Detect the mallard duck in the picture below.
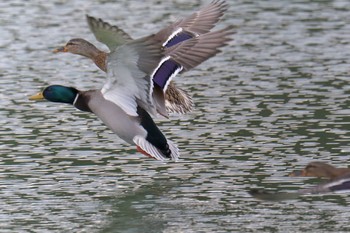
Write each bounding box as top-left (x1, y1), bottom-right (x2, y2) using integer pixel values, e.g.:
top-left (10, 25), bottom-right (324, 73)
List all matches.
top-left (30, 20), bottom-right (234, 160)
top-left (289, 161), bottom-right (350, 180)
top-left (249, 162), bottom-right (350, 201)
top-left (53, 0), bottom-right (230, 114)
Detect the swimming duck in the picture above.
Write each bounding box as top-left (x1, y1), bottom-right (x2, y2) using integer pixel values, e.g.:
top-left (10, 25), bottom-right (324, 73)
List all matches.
top-left (53, 0), bottom-right (230, 114)
top-left (249, 162), bottom-right (350, 201)
top-left (30, 22), bottom-right (234, 160)
top-left (289, 161), bottom-right (350, 180)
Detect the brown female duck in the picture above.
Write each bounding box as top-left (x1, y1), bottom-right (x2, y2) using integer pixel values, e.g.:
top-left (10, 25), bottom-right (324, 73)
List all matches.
top-left (249, 162), bottom-right (350, 201)
top-left (289, 161), bottom-right (350, 180)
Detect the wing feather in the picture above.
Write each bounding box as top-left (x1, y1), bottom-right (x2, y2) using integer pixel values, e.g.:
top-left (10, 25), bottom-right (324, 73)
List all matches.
top-left (154, 0), bottom-right (228, 45)
top-left (166, 25), bottom-right (234, 71)
top-left (86, 15), bottom-right (133, 51)
top-left (101, 35), bottom-right (164, 116)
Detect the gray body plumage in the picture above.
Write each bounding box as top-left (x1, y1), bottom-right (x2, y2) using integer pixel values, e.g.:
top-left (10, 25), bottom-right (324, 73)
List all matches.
top-left (80, 91), bottom-right (146, 145)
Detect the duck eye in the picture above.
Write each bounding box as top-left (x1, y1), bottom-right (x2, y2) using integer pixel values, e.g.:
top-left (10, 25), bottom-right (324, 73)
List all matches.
top-left (66, 42), bottom-right (75, 46)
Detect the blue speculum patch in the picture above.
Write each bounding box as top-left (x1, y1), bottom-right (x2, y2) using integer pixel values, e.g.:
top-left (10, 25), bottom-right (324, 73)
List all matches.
top-left (152, 30), bottom-right (193, 89)
top-left (153, 59), bottom-right (182, 89)
top-left (164, 32), bottom-right (194, 47)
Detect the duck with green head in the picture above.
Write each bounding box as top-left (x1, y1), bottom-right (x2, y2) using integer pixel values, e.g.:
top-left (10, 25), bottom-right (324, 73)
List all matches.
top-left (30, 84), bottom-right (177, 159)
top-left (31, 22), bottom-right (234, 160)
top-left (53, 0), bottom-right (231, 115)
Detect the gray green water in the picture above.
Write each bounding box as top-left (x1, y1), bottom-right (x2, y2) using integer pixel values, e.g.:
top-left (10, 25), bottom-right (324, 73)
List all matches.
top-left (0, 0), bottom-right (349, 232)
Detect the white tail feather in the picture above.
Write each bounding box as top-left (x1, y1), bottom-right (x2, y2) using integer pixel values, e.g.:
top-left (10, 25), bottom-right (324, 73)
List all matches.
top-left (167, 139), bottom-right (180, 161)
top-left (133, 135), bottom-right (180, 161)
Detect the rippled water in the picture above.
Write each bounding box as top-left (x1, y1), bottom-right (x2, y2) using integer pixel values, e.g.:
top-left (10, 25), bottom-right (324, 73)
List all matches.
top-left (1, 0), bottom-right (350, 232)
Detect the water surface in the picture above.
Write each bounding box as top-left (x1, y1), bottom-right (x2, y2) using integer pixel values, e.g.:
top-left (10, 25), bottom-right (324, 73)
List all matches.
top-left (0, 0), bottom-right (349, 232)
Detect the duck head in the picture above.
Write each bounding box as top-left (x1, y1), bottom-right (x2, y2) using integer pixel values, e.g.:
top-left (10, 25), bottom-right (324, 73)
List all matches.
top-left (53, 38), bottom-right (100, 58)
top-left (29, 85), bottom-right (79, 104)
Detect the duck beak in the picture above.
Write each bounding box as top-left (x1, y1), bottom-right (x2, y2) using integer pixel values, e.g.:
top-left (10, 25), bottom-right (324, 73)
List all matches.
top-left (29, 92), bottom-right (45, 100)
top-left (53, 46), bottom-right (67, 53)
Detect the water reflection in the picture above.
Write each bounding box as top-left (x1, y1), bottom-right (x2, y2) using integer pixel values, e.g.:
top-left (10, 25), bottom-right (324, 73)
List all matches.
top-left (101, 180), bottom-right (175, 233)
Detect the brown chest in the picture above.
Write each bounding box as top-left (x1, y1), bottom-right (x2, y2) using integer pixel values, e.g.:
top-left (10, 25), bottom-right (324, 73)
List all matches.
top-left (94, 52), bottom-right (107, 72)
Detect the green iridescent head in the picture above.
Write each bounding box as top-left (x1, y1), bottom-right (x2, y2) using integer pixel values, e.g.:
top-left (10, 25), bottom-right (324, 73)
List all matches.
top-left (29, 85), bottom-right (79, 104)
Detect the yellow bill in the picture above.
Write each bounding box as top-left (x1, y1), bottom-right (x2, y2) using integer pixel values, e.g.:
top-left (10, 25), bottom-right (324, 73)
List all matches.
top-left (29, 92), bottom-right (45, 100)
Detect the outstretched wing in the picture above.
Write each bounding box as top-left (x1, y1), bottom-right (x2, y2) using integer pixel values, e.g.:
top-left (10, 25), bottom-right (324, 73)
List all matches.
top-left (101, 35), bottom-right (164, 117)
top-left (86, 15), bottom-right (133, 51)
top-left (166, 25), bottom-right (234, 71)
top-left (154, 0), bottom-right (228, 47)
top-left (151, 25), bottom-right (234, 90)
